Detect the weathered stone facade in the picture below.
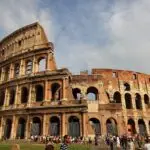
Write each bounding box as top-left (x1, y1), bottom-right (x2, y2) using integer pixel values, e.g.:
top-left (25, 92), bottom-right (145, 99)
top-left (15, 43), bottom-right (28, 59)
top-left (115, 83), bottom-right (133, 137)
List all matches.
top-left (0, 22), bottom-right (150, 139)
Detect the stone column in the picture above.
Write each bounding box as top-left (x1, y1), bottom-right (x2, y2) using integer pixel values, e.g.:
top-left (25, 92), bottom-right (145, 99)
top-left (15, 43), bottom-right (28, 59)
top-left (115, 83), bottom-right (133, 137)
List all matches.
top-left (82, 113), bottom-right (88, 137)
top-left (11, 116), bottom-right (17, 139)
top-left (1, 67), bottom-right (5, 81)
top-left (135, 118), bottom-right (139, 134)
top-left (25, 115), bottom-right (30, 139)
top-left (19, 59), bottom-right (25, 76)
top-left (62, 77), bottom-right (67, 100)
top-left (4, 88), bottom-right (9, 107)
top-left (32, 56), bottom-right (37, 73)
top-left (10, 63), bottom-right (14, 79)
top-left (0, 117), bottom-right (4, 139)
top-left (144, 119), bottom-right (150, 135)
top-left (132, 94), bottom-right (136, 110)
top-left (15, 85), bottom-right (21, 106)
top-left (28, 84), bottom-right (35, 106)
top-left (46, 53), bottom-right (51, 71)
top-left (44, 81), bottom-right (50, 101)
top-left (43, 114), bottom-right (49, 136)
top-left (141, 95), bottom-right (146, 112)
top-left (61, 113), bottom-right (66, 137)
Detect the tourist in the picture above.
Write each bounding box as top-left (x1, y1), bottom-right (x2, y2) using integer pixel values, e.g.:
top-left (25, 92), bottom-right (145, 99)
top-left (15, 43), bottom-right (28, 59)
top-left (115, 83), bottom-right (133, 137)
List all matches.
top-left (60, 135), bottom-right (70, 150)
top-left (127, 138), bottom-right (135, 150)
top-left (144, 137), bottom-right (150, 150)
top-left (45, 144), bottom-right (54, 150)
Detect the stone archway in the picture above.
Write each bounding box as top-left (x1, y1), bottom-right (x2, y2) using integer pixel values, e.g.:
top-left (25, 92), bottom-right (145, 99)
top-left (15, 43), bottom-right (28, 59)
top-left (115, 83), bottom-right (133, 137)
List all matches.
top-left (4, 119), bottom-right (12, 139)
top-left (106, 118), bottom-right (118, 135)
top-left (49, 116), bottom-right (60, 136)
top-left (89, 118), bottom-right (101, 136)
top-left (138, 119), bottom-right (147, 136)
top-left (31, 117), bottom-right (41, 136)
top-left (68, 116), bottom-right (80, 137)
top-left (16, 118), bottom-right (26, 139)
top-left (127, 119), bottom-right (136, 135)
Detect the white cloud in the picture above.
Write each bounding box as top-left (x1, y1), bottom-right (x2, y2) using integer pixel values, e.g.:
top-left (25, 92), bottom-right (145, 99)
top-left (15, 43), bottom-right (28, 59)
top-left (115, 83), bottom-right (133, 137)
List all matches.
top-left (0, 0), bottom-right (53, 40)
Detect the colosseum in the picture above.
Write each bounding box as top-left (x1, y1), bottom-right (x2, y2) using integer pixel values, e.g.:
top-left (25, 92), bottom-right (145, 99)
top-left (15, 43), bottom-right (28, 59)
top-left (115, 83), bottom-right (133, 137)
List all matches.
top-left (0, 22), bottom-right (149, 140)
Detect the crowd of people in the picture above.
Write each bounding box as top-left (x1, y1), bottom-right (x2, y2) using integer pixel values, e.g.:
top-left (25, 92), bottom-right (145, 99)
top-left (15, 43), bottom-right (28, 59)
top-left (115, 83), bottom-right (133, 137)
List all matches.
top-left (29, 134), bottom-right (150, 150)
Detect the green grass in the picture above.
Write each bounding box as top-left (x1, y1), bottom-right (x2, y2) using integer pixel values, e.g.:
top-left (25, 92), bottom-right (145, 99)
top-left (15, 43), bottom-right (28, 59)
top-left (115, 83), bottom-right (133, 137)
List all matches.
top-left (0, 144), bottom-right (91, 150)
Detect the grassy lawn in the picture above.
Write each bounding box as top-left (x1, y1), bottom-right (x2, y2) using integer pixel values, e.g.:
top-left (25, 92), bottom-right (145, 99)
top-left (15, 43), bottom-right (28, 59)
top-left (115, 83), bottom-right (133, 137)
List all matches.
top-left (0, 144), bottom-right (91, 150)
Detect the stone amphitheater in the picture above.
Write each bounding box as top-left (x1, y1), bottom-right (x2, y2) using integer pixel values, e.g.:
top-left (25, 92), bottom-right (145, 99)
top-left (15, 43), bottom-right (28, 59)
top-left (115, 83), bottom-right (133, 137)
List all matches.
top-left (0, 22), bottom-right (149, 140)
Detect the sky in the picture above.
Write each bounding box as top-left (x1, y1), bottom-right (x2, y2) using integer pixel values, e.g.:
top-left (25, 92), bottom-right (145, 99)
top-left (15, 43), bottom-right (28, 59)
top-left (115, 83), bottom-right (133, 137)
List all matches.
top-left (0, 0), bottom-right (150, 74)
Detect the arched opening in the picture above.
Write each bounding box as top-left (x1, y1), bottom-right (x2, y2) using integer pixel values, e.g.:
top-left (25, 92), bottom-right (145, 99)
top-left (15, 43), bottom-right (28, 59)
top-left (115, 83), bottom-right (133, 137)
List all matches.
top-left (135, 93), bottom-right (142, 110)
top-left (49, 116), bottom-right (60, 136)
top-left (26, 60), bottom-right (32, 74)
top-left (16, 118), bottom-right (26, 139)
top-left (4, 66), bottom-right (10, 81)
top-left (68, 116), bottom-right (80, 137)
top-left (87, 87), bottom-right (98, 100)
top-left (51, 83), bottom-right (61, 101)
top-left (4, 119), bottom-right (12, 139)
top-left (124, 83), bottom-right (130, 91)
top-left (21, 87), bottom-right (28, 103)
top-left (144, 94), bottom-right (149, 108)
top-left (0, 90), bottom-right (5, 106)
top-left (9, 89), bottom-right (16, 105)
top-left (38, 57), bottom-right (46, 72)
top-left (138, 119), bottom-right (147, 136)
top-left (127, 119), bottom-right (136, 135)
top-left (113, 92), bottom-right (121, 103)
top-left (35, 85), bottom-right (44, 102)
top-left (14, 63), bottom-right (20, 77)
top-left (31, 117), bottom-right (41, 136)
top-left (106, 118), bottom-right (118, 136)
top-left (89, 118), bottom-right (101, 136)
top-left (72, 88), bottom-right (81, 100)
top-left (125, 93), bottom-right (132, 109)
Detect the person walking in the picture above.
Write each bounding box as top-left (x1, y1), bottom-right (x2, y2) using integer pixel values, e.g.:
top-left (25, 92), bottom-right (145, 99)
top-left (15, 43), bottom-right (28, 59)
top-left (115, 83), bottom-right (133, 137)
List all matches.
top-left (60, 135), bottom-right (70, 150)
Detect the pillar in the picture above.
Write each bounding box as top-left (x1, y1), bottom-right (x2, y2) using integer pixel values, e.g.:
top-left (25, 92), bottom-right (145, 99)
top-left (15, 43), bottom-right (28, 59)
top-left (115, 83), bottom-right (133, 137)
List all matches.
top-left (135, 118), bottom-right (139, 134)
top-left (4, 88), bottom-right (9, 107)
top-left (43, 114), bottom-right (49, 136)
top-left (82, 113), bottom-right (88, 137)
top-left (46, 52), bottom-right (51, 71)
top-left (25, 116), bottom-right (30, 139)
top-left (32, 56), bottom-right (37, 73)
top-left (15, 85), bottom-right (21, 105)
top-left (1, 67), bottom-right (5, 81)
top-left (63, 77), bottom-right (67, 100)
top-left (11, 116), bottom-right (17, 139)
top-left (0, 117), bottom-right (4, 139)
top-left (141, 95), bottom-right (146, 112)
top-left (10, 63), bottom-right (14, 79)
top-left (144, 119), bottom-right (150, 135)
top-left (44, 81), bottom-right (50, 101)
top-left (62, 113), bottom-right (66, 137)
top-left (19, 59), bottom-right (25, 76)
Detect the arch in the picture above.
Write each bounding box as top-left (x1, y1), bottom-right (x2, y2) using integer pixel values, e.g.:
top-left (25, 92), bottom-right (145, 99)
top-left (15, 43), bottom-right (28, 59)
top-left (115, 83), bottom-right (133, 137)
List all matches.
top-left (144, 94), bottom-right (149, 108)
top-left (21, 87), bottom-right (28, 103)
top-left (4, 119), bottom-right (12, 139)
top-left (127, 119), bottom-right (136, 135)
top-left (68, 116), bottom-right (80, 137)
top-left (25, 60), bottom-right (32, 74)
top-left (9, 89), bottom-right (16, 105)
top-left (72, 88), bottom-right (81, 100)
top-left (86, 86), bottom-right (98, 100)
top-left (51, 83), bottom-right (61, 101)
top-left (38, 57), bottom-right (46, 72)
top-left (49, 116), bottom-right (60, 136)
top-left (106, 118), bottom-right (118, 135)
top-left (35, 85), bottom-right (44, 102)
top-left (89, 118), bottom-right (101, 135)
top-left (135, 93), bottom-right (142, 110)
top-left (16, 118), bottom-right (26, 139)
top-left (31, 117), bottom-right (41, 136)
top-left (124, 83), bottom-right (130, 91)
top-left (113, 92), bottom-right (121, 103)
top-left (138, 119), bottom-right (147, 136)
top-left (0, 90), bottom-right (5, 106)
top-left (125, 93), bottom-right (132, 109)
top-left (14, 63), bottom-right (20, 77)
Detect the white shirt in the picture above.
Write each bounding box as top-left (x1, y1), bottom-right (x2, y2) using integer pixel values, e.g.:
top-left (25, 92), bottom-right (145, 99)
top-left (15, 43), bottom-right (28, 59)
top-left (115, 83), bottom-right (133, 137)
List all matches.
top-left (144, 143), bottom-right (150, 150)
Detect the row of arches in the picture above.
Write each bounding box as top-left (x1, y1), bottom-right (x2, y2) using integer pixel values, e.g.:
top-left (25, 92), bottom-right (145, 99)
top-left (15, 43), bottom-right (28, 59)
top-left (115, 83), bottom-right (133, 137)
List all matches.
top-left (0, 83), bottom-right (62, 106)
top-left (3, 57), bottom-right (46, 80)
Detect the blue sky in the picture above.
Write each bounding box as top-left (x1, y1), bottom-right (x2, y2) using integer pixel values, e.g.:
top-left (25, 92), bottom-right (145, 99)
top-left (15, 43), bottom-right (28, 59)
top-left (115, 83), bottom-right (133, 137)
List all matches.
top-left (0, 0), bottom-right (150, 74)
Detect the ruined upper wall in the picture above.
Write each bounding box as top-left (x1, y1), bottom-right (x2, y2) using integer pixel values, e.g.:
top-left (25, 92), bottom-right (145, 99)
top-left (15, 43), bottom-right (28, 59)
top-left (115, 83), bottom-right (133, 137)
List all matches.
top-left (0, 22), bottom-right (53, 61)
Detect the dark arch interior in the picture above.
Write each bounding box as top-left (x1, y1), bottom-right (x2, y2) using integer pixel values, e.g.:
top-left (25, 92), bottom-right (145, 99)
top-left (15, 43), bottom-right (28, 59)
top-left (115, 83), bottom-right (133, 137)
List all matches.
top-left (124, 83), bottom-right (130, 91)
top-left (21, 87), bottom-right (28, 103)
top-left (35, 85), bottom-right (44, 102)
top-left (72, 88), bottom-right (81, 100)
top-left (128, 119), bottom-right (136, 134)
top-left (68, 116), bottom-right (80, 137)
top-left (144, 94), bottom-right (149, 105)
top-left (4, 119), bottom-right (12, 139)
top-left (125, 93), bottom-right (132, 109)
top-left (135, 93), bottom-right (142, 109)
top-left (17, 118), bottom-right (26, 139)
top-left (50, 116), bottom-right (60, 136)
top-left (89, 118), bottom-right (101, 135)
top-left (9, 89), bottom-right (15, 105)
top-left (38, 57), bottom-right (46, 72)
top-left (31, 117), bottom-right (41, 136)
top-left (113, 92), bottom-right (121, 103)
top-left (51, 83), bottom-right (61, 100)
top-left (138, 119), bottom-right (147, 136)
top-left (0, 90), bottom-right (5, 106)
top-left (106, 118), bottom-right (118, 135)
